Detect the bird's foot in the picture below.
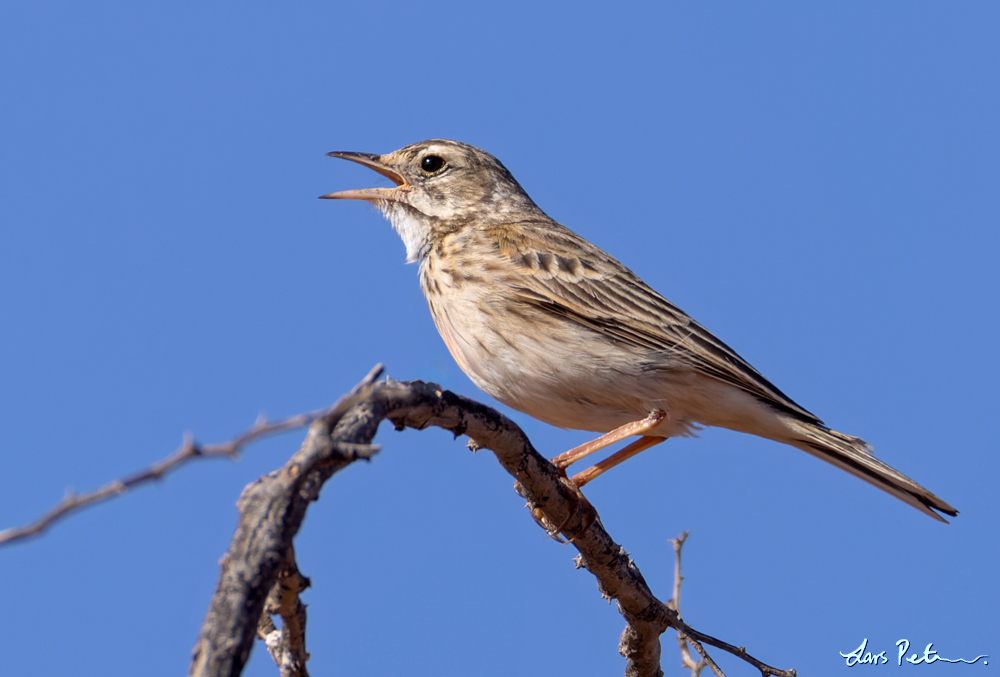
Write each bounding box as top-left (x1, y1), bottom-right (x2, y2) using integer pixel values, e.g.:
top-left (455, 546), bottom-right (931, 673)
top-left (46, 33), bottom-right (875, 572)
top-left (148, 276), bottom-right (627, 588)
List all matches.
top-left (519, 476), bottom-right (598, 544)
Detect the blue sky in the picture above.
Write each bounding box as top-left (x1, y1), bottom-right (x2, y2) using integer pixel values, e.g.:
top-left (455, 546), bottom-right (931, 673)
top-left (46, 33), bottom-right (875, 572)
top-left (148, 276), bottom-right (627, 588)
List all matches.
top-left (1, 3), bottom-right (997, 675)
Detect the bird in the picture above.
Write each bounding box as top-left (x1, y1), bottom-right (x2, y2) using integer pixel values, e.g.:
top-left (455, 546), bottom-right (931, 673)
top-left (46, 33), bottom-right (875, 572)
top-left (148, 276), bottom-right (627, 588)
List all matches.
top-left (321, 139), bottom-right (957, 522)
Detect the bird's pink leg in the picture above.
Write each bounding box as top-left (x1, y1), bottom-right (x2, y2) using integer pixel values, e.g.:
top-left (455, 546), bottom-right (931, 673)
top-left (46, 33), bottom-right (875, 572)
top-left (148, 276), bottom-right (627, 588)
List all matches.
top-left (551, 410), bottom-right (666, 470)
top-left (544, 423), bottom-right (667, 542)
top-left (570, 435), bottom-right (666, 487)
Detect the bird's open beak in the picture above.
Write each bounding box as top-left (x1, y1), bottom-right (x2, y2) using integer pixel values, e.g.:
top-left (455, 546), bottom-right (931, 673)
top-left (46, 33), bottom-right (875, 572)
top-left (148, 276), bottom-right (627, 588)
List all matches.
top-left (320, 151), bottom-right (406, 201)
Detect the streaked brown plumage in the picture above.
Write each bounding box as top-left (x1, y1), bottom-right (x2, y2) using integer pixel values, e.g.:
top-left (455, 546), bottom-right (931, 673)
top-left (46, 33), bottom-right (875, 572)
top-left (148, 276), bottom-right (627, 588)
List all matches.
top-left (322, 139), bottom-right (957, 522)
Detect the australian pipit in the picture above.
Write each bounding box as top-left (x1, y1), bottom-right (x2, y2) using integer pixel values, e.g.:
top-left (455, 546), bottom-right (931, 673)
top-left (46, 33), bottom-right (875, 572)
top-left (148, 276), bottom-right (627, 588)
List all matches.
top-left (322, 139), bottom-right (956, 522)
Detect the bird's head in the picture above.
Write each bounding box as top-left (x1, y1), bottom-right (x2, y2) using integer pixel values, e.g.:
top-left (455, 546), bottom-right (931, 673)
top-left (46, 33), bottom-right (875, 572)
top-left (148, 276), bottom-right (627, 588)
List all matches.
top-left (322, 139), bottom-right (543, 262)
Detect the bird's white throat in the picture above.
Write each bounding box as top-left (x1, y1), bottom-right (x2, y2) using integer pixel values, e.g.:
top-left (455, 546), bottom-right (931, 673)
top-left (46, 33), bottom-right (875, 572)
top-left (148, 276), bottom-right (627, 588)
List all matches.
top-left (377, 200), bottom-right (432, 263)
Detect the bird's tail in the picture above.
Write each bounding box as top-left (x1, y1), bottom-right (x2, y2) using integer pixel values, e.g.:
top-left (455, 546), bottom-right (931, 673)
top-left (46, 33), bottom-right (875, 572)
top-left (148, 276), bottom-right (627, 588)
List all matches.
top-left (785, 421), bottom-right (957, 522)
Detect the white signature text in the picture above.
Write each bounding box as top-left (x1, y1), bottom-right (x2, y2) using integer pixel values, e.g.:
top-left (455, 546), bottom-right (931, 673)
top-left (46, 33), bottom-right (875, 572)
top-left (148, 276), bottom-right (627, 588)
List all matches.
top-left (840, 638), bottom-right (987, 667)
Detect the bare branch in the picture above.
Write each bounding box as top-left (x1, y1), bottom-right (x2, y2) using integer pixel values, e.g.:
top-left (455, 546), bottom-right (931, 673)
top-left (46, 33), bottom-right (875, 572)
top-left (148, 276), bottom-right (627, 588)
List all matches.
top-left (666, 533), bottom-right (795, 677)
top-left (0, 364), bottom-right (385, 547)
top-left (669, 532), bottom-right (718, 677)
top-left (188, 378), bottom-right (796, 677)
top-left (681, 629), bottom-right (796, 677)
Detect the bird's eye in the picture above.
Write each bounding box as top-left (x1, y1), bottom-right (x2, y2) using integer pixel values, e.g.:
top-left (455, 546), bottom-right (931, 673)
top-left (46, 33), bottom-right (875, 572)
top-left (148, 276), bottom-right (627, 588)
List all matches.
top-left (421, 155), bottom-right (445, 173)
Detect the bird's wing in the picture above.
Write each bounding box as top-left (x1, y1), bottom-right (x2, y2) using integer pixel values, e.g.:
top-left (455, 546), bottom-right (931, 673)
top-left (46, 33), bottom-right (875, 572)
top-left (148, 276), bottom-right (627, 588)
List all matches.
top-left (487, 220), bottom-right (822, 424)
